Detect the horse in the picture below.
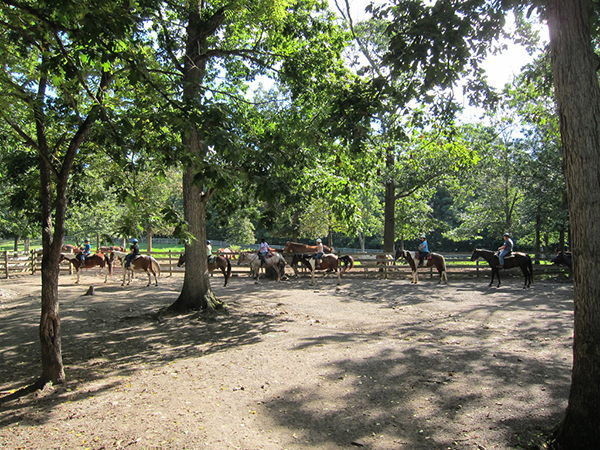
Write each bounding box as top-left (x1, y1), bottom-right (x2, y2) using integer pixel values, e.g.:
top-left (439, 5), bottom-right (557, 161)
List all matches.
top-left (217, 248), bottom-right (237, 260)
top-left (177, 253), bottom-right (232, 287)
top-left (237, 251), bottom-right (287, 283)
top-left (394, 249), bottom-right (448, 284)
top-left (283, 241), bottom-right (334, 254)
top-left (60, 252), bottom-right (110, 284)
top-left (110, 250), bottom-right (161, 286)
top-left (470, 248), bottom-right (533, 288)
top-left (551, 251), bottom-right (572, 269)
top-left (293, 253), bottom-right (353, 286)
top-left (61, 244), bottom-right (79, 253)
top-left (283, 241), bottom-right (334, 275)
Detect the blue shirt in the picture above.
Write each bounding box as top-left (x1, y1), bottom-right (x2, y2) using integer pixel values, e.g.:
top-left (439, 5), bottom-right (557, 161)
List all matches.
top-left (418, 240), bottom-right (429, 252)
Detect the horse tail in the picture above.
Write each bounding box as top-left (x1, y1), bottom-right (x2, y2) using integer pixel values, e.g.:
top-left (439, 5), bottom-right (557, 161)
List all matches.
top-left (439, 254), bottom-right (447, 273)
top-left (226, 257), bottom-right (232, 278)
top-left (151, 257), bottom-right (161, 276)
top-left (528, 255), bottom-right (534, 285)
top-left (105, 254), bottom-right (112, 275)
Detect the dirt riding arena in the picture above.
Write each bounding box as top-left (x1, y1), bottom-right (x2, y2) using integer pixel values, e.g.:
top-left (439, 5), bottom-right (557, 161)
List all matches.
top-left (1, 268), bottom-right (573, 449)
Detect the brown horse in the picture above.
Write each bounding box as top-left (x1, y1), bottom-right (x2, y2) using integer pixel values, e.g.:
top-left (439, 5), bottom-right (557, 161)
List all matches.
top-left (60, 252), bottom-right (110, 284)
top-left (283, 241), bottom-right (334, 275)
top-left (294, 253), bottom-right (353, 286)
top-left (111, 250), bottom-right (161, 286)
top-left (394, 249), bottom-right (448, 284)
top-left (470, 248), bottom-right (533, 288)
top-left (177, 253), bottom-right (232, 287)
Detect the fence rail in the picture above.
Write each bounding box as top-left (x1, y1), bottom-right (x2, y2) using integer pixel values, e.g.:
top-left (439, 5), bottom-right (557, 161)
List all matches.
top-left (1, 249), bottom-right (569, 280)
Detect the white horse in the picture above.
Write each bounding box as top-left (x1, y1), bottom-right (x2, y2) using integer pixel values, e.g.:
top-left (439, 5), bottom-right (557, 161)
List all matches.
top-left (111, 250), bottom-right (161, 286)
top-left (237, 252), bottom-right (286, 283)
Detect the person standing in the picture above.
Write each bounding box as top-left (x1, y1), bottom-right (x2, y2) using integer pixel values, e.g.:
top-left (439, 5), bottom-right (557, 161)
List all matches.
top-left (497, 233), bottom-right (514, 268)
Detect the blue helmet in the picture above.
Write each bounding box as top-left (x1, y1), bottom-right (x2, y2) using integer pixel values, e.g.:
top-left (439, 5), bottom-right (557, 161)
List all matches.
top-left (207, 240), bottom-right (211, 245)
top-left (132, 238), bottom-right (138, 243)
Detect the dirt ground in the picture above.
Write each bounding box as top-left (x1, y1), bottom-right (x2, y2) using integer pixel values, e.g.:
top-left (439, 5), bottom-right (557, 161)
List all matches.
top-left (0, 267), bottom-right (574, 450)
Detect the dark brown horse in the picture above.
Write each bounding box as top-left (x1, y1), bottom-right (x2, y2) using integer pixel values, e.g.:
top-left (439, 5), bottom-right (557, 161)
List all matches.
top-left (293, 253), bottom-right (353, 286)
top-left (111, 251), bottom-right (161, 286)
top-left (60, 252), bottom-right (110, 284)
top-left (470, 248), bottom-right (533, 288)
top-left (551, 251), bottom-right (572, 269)
top-left (177, 253), bottom-right (232, 287)
top-left (394, 249), bottom-right (448, 284)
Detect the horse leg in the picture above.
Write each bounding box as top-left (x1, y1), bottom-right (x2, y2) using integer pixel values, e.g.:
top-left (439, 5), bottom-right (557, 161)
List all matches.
top-left (412, 269), bottom-right (418, 284)
top-left (494, 268), bottom-right (501, 287)
top-left (520, 265), bottom-right (529, 288)
top-left (220, 268), bottom-right (227, 287)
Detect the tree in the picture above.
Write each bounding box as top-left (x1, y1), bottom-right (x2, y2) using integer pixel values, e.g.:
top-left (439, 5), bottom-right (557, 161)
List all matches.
top-left (338, 1), bottom-right (502, 253)
top-left (140, 1), bottom-right (353, 312)
top-left (546, 0), bottom-right (600, 447)
top-left (0, 0), bottom-right (141, 386)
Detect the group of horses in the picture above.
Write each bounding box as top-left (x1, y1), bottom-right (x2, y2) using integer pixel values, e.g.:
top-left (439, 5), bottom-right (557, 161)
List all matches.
top-left (59, 249), bottom-right (161, 286)
top-left (60, 239), bottom-right (567, 290)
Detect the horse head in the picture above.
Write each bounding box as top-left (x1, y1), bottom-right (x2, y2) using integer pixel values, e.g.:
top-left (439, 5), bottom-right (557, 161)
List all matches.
top-left (551, 251), bottom-right (572, 268)
top-left (177, 253), bottom-right (186, 267)
top-left (470, 249), bottom-right (481, 261)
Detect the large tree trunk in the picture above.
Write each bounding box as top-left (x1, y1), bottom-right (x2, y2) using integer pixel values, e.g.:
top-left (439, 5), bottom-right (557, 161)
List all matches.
top-left (38, 158), bottom-right (66, 386)
top-left (168, 4), bottom-right (225, 313)
top-left (548, 0), bottom-right (600, 447)
top-left (383, 143), bottom-right (396, 253)
top-left (169, 163), bottom-right (221, 312)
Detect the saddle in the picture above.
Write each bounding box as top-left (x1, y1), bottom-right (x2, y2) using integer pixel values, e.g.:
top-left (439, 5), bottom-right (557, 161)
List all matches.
top-left (208, 255), bottom-right (216, 264)
top-left (415, 252), bottom-right (431, 260)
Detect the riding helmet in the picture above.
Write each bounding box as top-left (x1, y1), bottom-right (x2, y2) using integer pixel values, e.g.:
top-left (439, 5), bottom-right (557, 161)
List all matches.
top-left (132, 238), bottom-right (138, 243)
top-left (316, 239), bottom-right (322, 243)
top-left (504, 232), bottom-right (511, 237)
top-left (85, 238), bottom-right (90, 242)
top-left (207, 240), bottom-right (211, 244)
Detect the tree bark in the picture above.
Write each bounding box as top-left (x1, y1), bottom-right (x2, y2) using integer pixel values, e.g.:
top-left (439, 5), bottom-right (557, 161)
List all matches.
top-left (547, 0), bottom-right (600, 447)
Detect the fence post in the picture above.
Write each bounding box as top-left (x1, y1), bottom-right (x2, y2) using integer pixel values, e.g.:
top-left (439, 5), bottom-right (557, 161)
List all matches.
top-left (31, 250), bottom-right (36, 275)
top-left (3, 250), bottom-right (8, 279)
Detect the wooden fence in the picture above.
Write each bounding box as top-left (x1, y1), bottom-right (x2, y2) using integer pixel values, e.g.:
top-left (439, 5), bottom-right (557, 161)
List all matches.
top-left (1, 249), bottom-right (570, 280)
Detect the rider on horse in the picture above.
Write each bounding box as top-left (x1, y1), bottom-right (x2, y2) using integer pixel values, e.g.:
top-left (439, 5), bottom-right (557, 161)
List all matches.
top-left (207, 240), bottom-right (216, 263)
top-left (313, 238), bottom-right (324, 266)
top-left (258, 238), bottom-right (270, 266)
top-left (497, 232), bottom-right (514, 268)
top-left (79, 238), bottom-right (91, 266)
top-left (417, 236), bottom-right (429, 267)
top-left (125, 238), bottom-right (140, 268)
